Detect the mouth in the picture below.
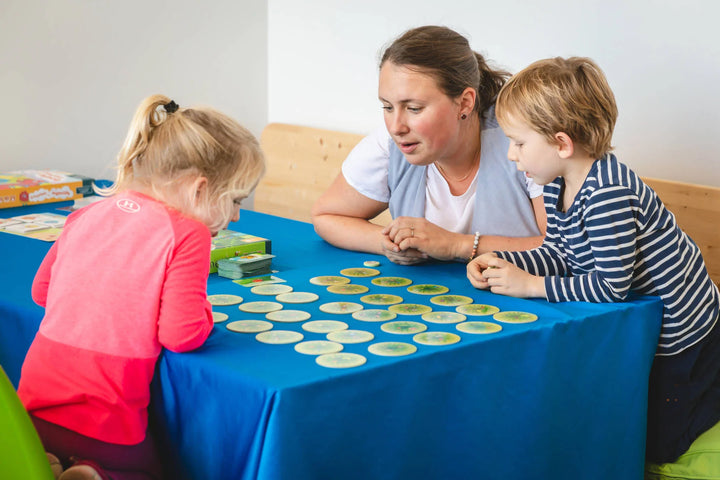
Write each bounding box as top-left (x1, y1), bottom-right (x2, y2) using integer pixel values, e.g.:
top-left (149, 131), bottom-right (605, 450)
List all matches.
top-left (397, 141), bottom-right (419, 154)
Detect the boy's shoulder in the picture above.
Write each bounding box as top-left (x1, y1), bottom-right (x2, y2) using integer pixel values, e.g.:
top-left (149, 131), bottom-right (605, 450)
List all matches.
top-left (591, 153), bottom-right (643, 193)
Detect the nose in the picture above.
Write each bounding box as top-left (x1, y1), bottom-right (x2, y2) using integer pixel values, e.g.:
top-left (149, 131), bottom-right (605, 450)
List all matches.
top-left (231, 207), bottom-right (240, 223)
top-left (507, 144), bottom-right (518, 163)
top-left (386, 111), bottom-right (409, 136)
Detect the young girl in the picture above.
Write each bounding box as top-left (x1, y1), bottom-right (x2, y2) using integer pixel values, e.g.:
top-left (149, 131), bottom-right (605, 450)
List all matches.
top-left (18, 95), bottom-right (265, 479)
top-left (466, 57), bottom-right (720, 466)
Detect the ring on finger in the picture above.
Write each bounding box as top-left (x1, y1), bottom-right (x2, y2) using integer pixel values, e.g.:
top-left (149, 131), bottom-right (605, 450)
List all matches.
top-left (410, 227), bottom-right (414, 237)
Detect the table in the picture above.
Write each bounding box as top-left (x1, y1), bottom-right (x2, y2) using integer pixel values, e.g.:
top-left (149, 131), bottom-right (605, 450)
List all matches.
top-left (0, 202), bottom-right (663, 480)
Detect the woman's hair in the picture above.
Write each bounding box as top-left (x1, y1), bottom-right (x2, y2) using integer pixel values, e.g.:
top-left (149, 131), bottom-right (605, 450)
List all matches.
top-left (97, 94), bottom-right (265, 232)
top-left (495, 57), bottom-right (618, 158)
top-left (380, 25), bottom-right (510, 117)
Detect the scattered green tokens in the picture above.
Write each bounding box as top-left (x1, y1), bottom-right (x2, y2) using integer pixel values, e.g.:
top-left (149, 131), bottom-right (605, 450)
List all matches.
top-left (302, 320), bottom-right (348, 333)
top-left (226, 320), bottom-right (273, 333)
top-left (319, 302), bottom-right (364, 314)
top-left (212, 312), bottom-right (229, 323)
top-left (294, 340), bottom-right (344, 355)
top-left (208, 294), bottom-right (244, 306)
top-left (238, 301), bottom-right (283, 313)
top-left (360, 293), bottom-right (403, 305)
top-left (421, 311), bottom-right (467, 324)
top-left (316, 352), bottom-right (367, 369)
top-left (493, 311), bottom-right (538, 323)
top-left (368, 342), bottom-right (417, 357)
top-left (363, 260), bottom-right (381, 267)
top-left (456, 304), bottom-right (500, 316)
top-left (265, 309), bottom-right (311, 323)
top-left (371, 276), bottom-right (412, 287)
top-left (340, 267), bottom-right (380, 278)
top-left (413, 331), bottom-right (461, 346)
top-left (326, 329), bottom-right (375, 344)
top-left (352, 309), bottom-right (397, 322)
top-left (456, 321), bottom-right (502, 334)
top-left (250, 284), bottom-right (294, 296)
top-left (388, 303), bottom-right (433, 315)
top-left (275, 292), bottom-right (319, 304)
top-left (309, 275), bottom-right (351, 286)
top-left (429, 295), bottom-right (473, 306)
top-left (256, 330), bottom-right (304, 344)
top-left (327, 284), bottom-right (369, 295)
top-left (380, 321), bottom-right (427, 334)
top-left (407, 284), bottom-right (449, 295)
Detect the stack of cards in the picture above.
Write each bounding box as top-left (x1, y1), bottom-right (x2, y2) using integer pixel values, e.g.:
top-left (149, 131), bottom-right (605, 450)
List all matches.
top-left (217, 253), bottom-right (275, 279)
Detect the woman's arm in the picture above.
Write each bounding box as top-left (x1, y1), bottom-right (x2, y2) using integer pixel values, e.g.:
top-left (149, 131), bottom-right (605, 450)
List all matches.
top-left (475, 195), bottom-right (547, 254)
top-left (311, 172), bottom-right (391, 255)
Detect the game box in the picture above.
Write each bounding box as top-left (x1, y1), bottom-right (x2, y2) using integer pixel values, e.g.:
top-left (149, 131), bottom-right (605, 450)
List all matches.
top-left (210, 230), bottom-right (272, 274)
top-left (0, 170), bottom-right (95, 209)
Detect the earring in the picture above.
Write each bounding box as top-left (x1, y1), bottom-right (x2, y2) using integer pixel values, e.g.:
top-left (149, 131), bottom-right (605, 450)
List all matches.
top-left (461, 114), bottom-right (467, 120)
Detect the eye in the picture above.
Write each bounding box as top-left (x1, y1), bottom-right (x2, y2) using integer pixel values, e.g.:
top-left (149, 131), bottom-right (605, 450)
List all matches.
top-left (381, 105), bottom-right (393, 112)
top-left (233, 197), bottom-right (244, 206)
top-left (407, 106), bottom-right (423, 113)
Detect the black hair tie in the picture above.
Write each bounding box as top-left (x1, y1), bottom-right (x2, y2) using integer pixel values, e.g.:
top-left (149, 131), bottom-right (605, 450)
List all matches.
top-left (164, 100), bottom-right (179, 114)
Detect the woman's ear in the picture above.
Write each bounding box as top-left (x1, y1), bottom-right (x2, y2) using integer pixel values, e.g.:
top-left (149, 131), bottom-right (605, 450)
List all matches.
top-left (554, 132), bottom-right (575, 159)
top-left (459, 87), bottom-right (477, 118)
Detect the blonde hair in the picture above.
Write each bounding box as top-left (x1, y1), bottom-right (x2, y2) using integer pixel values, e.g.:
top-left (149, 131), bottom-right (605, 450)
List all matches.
top-left (495, 57), bottom-right (618, 158)
top-left (97, 94), bottom-right (265, 232)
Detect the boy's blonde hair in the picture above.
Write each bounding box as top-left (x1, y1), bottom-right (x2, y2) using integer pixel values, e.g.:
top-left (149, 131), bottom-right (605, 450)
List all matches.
top-left (98, 94), bottom-right (265, 232)
top-left (496, 57), bottom-right (618, 159)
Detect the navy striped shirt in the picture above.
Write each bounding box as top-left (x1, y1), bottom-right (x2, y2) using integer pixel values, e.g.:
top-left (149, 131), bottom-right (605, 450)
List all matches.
top-left (498, 154), bottom-right (719, 356)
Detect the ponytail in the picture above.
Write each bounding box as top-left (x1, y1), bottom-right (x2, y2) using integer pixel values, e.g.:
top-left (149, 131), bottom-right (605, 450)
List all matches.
top-left (95, 94), bottom-right (176, 196)
top-left (474, 52), bottom-right (510, 117)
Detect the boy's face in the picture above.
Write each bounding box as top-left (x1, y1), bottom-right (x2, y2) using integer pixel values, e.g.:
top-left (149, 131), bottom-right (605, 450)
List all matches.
top-left (500, 115), bottom-right (564, 186)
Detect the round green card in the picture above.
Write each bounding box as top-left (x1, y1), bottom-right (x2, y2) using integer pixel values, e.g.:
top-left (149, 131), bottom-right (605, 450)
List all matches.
top-left (493, 311), bottom-right (538, 324)
top-left (407, 284), bottom-right (449, 295)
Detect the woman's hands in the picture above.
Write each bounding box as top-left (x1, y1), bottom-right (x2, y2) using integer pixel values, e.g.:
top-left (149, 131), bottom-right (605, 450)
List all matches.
top-left (467, 253), bottom-right (546, 299)
top-left (381, 216), bottom-right (466, 264)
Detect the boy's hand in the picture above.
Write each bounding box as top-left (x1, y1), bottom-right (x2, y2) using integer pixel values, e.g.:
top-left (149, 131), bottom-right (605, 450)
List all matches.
top-left (479, 257), bottom-right (546, 299)
top-left (466, 253), bottom-right (498, 289)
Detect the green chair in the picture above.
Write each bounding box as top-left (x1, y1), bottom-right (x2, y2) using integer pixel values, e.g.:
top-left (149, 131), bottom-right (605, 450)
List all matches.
top-left (646, 420), bottom-right (720, 480)
top-left (0, 366), bottom-right (55, 479)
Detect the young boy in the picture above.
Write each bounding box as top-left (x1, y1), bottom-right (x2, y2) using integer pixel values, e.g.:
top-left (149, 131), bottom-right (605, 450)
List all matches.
top-left (466, 56), bottom-right (720, 464)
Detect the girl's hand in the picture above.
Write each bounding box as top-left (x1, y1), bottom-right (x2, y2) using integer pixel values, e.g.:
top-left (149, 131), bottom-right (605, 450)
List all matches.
top-left (467, 253), bottom-right (497, 289)
top-left (382, 216), bottom-right (464, 261)
top-left (480, 257), bottom-right (546, 299)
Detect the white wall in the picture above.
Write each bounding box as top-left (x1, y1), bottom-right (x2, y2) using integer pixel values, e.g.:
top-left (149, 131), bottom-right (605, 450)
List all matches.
top-left (0, 0), bottom-right (268, 183)
top-left (268, 0), bottom-right (720, 186)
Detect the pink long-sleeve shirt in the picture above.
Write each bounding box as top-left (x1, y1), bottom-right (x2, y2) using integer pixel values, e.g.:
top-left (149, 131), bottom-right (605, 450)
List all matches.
top-left (18, 190), bottom-right (214, 445)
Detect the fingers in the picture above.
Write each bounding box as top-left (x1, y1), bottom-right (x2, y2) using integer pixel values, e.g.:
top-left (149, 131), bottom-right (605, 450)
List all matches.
top-left (466, 260), bottom-right (489, 289)
top-left (382, 244), bottom-right (428, 265)
top-left (383, 217), bottom-right (421, 243)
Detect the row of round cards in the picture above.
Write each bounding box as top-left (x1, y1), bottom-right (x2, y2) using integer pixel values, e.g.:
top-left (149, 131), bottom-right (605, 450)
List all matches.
top-left (208, 269), bottom-right (539, 369)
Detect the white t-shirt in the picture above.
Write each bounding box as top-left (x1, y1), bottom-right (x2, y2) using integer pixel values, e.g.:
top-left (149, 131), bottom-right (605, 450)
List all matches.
top-left (342, 126), bottom-right (542, 233)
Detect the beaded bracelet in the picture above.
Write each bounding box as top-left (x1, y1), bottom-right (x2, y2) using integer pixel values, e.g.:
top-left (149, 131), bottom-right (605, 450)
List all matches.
top-left (468, 231), bottom-right (480, 262)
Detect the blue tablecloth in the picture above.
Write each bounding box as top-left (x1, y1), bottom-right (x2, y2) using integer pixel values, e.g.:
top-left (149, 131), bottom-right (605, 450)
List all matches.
top-left (0, 203), bottom-right (663, 479)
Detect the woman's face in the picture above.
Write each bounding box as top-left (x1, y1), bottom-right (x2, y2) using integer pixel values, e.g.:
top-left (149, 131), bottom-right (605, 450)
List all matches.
top-left (378, 62), bottom-right (464, 166)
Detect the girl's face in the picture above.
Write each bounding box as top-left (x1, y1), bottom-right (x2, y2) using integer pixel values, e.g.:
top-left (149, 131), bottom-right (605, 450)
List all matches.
top-left (378, 62), bottom-right (464, 166)
top-left (500, 114), bottom-right (564, 186)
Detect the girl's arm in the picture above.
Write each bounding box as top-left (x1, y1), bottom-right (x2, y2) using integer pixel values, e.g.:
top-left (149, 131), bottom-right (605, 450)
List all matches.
top-left (157, 225), bottom-right (214, 352)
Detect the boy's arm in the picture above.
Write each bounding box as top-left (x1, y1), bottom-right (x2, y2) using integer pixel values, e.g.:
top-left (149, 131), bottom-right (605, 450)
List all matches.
top-left (545, 186), bottom-right (639, 303)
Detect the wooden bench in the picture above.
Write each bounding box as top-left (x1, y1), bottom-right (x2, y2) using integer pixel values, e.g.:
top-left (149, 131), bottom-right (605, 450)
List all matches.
top-left (255, 123), bottom-right (720, 285)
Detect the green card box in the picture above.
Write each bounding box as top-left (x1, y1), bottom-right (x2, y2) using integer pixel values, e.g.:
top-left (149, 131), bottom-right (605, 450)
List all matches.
top-left (209, 230), bottom-right (272, 274)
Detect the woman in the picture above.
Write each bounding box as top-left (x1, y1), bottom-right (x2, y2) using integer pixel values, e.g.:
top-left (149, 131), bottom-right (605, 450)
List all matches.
top-left (312, 25), bottom-right (546, 265)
